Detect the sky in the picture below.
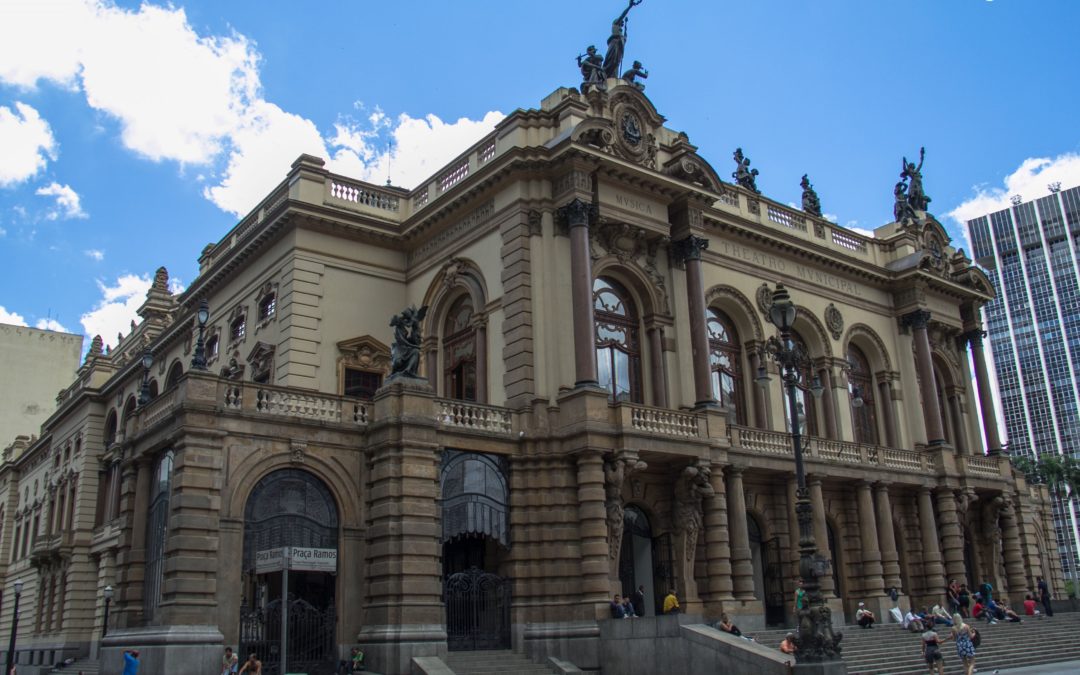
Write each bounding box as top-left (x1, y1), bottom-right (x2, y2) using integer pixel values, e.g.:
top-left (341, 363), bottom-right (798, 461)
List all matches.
top-left (2, 0), bottom-right (1080, 353)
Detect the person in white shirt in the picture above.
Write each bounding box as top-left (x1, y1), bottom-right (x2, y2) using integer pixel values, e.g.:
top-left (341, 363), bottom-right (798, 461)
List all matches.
top-left (855, 602), bottom-right (876, 628)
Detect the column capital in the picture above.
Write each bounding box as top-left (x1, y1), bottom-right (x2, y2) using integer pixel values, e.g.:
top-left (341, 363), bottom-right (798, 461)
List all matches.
top-left (556, 197), bottom-right (596, 230)
top-left (873, 480), bottom-right (892, 491)
top-left (671, 234), bottom-right (709, 264)
top-left (725, 464), bottom-right (746, 478)
top-left (857, 479), bottom-right (874, 489)
top-left (959, 329), bottom-right (987, 348)
top-left (902, 309), bottom-right (932, 330)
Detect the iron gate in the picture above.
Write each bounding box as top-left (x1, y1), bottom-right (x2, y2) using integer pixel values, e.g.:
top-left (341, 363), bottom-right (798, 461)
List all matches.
top-left (763, 537), bottom-right (786, 626)
top-left (239, 599), bottom-right (336, 675)
top-left (444, 567), bottom-right (511, 651)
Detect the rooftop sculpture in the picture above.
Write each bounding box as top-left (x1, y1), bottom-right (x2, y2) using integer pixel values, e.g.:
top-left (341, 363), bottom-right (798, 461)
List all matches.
top-left (732, 147), bottom-right (761, 193)
top-left (577, 0), bottom-right (643, 93)
top-left (800, 174), bottom-right (822, 217)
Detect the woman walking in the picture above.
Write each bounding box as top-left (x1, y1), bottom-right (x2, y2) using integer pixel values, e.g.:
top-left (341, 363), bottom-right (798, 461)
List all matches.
top-left (948, 612), bottom-right (977, 675)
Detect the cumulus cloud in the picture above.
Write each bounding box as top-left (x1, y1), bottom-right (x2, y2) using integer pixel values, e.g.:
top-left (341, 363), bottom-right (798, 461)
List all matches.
top-left (948, 153), bottom-right (1080, 227)
top-left (0, 306), bottom-right (28, 326)
top-left (80, 273), bottom-right (152, 349)
top-left (85, 249), bottom-right (104, 261)
top-left (36, 182), bottom-right (88, 220)
top-left (0, 102), bottom-right (58, 186)
top-left (35, 318), bottom-right (69, 332)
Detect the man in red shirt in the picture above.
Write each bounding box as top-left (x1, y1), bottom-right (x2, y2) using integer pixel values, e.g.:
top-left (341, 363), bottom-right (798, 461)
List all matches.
top-left (1023, 594), bottom-right (1038, 617)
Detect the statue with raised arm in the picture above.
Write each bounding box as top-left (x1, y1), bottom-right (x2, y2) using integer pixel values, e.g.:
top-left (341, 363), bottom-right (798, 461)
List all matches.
top-left (801, 174), bottom-right (822, 217)
top-left (901, 147), bottom-right (931, 211)
top-left (732, 147), bottom-right (761, 193)
top-left (893, 180), bottom-right (917, 224)
top-left (603, 0), bottom-right (643, 80)
top-left (388, 305), bottom-right (428, 381)
top-left (622, 60), bottom-right (648, 91)
top-left (577, 45), bottom-right (606, 93)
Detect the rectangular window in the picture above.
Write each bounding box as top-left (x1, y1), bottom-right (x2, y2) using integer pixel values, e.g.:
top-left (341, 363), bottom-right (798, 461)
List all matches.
top-left (344, 368), bottom-right (382, 399)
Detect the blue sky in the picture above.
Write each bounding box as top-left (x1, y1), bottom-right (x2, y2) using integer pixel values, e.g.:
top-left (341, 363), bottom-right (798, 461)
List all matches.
top-left (1, 0), bottom-right (1079, 350)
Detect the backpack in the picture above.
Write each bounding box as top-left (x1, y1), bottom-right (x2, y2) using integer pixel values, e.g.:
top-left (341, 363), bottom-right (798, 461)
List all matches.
top-left (970, 627), bottom-right (981, 648)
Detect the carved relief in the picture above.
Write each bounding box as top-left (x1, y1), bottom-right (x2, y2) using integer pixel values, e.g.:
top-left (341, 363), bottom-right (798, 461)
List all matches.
top-left (824, 304), bottom-right (844, 341)
top-left (756, 283), bottom-right (774, 316)
top-left (590, 220), bottom-right (670, 313)
top-left (337, 336), bottom-right (392, 375)
top-left (605, 451), bottom-right (648, 559)
top-left (526, 210), bottom-right (543, 237)
top-left (290, 440), bottom-right (306, 464)
top-left (673, 463), bottom-right (714, 562)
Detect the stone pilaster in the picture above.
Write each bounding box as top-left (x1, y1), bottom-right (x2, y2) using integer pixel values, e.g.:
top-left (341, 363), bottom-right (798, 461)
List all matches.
top-left (576, 449), bottom-right (610, 616)
top-left (1000, 500), bottom-right (1027, 595)
top-left (500, 209), bottom-right (536, 407)
top-left (917, 487), bottom-right (944, 594)
top-left (808, 477), bottom-right (835, 596)
top-left (703, 462), bottom-right (733, 612)
top-left (876, 375), bottom-right (899, 449)
top-left (874, 483), bottom-right (901, 592)
top-left (672, 234), bottom-right (715, 408)
top-left (557, 198), bottom-right (598, 387)
top-left (904, 310), bottom-right (946, 445)
top-left (936, 488), bottom-right (967, 587)
top-left (647, 326), bottom-right (669, 407)
top-left (726, 467), bottom-right (755, 599)
top-left (855, 481), bottom-right (883, 593)
top-left (114, 457), bottom-right (151, 628)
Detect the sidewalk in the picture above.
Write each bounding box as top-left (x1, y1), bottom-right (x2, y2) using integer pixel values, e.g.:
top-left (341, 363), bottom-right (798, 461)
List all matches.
top-left (997, 660), bottom-right (1080, 674)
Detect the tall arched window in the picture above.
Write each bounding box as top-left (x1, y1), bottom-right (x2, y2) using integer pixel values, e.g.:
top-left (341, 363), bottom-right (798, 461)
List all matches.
top-left (848, 345), bottom-right (878, 445)
top-left (165, 361), bottom-right (183, 390)
top-left (444, 296), bottom-right (477, 401)
top-left (708, 308), bottom-right (745, 424)
top-left (594, 277), bottom-right (642, 403)
top-left (144, 449), bottom-right (174, 622)
top-left (782, 331), bottom-right (818, 437)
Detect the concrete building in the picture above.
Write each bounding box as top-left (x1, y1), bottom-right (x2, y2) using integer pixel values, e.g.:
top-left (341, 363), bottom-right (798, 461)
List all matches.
top-left (0, 78), bottom-right (1061, 675)
top-left (966, 185), bottom-right (1080, 581)
top-left (0, 323), bottom-right (82, 446)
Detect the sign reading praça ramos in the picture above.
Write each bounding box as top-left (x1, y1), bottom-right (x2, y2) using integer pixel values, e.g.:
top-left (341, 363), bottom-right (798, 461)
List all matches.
top-left (255, 546), bottom-right (338, 574)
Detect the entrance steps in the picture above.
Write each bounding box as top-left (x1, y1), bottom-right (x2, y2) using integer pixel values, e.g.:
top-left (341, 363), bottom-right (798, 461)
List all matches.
top-left (746, 613), bottom-right (1080, 674)
top-left (50, 658), bottom-right (100, 674)
top-left (445, 649), bottom-right (562, 675)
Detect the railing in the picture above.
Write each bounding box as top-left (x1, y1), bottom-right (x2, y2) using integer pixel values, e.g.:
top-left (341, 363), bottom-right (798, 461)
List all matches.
top-left (327, 177), bottom-right (400, 212)
top-left (477, 139), bottom-right (496, 164)
top-left (880, 447), bottom-right (925, 471)
top-left (220, 382), bottom-right (368, 427)
top-left (965, 454), bottom-right (1001, 478)
top-left (831, 228), bottom-right (868, 253)
top-left (735, 427), bottom-right (792, 456)
top-left (438, 159), bottom-right (470, 192)
top-left (138, 386), bottom-right (182, 432)
top-left (812, 438), bottom-right (862, 464)
top-left (413, 186), bottom-right (429, 209)
top-left (767, 205), bottom-right (807, 232)
top-left (732, 426), bottom-right (932, 472)
top-left (718, 187), bottom-right (739, 207)
top-left (437, 400), bottom-right (513, 435)
top-left (625, 404), bottom-right (699, 437)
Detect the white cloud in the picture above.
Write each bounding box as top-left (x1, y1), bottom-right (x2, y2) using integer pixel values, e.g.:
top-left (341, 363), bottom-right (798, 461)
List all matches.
top-left (0, 102), bottom-right (57, 186)
top-left (80, 273), bottom-right (152, 349)
top-left (34, 318), bottom-right (69, 332)
top-left (85, 249), bottom-right (104, 261)
top-left (0, 306), bottom-right (28, 326)
top-left (35, 182), bottom-right (88, 220)
top-left (948, 153), bottom-right (1080, 228)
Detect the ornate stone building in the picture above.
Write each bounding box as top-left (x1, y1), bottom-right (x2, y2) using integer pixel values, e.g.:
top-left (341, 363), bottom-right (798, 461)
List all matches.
top-left (0, 77), bottom-right (1061, 675)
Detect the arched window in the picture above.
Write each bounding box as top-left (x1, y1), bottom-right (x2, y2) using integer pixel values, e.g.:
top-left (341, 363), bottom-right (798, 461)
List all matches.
top-left (444, 296), bottom-right (477, 401)
top-left (144, 449), bottom-right (174, 622)
top-left (708, 308), bottom-right (745, 423)
top-left (594, 277), bottom-right (642, 403)
top-left (782, 331), bottom-right (818, 437)
top-left (848, 345), bottom-right (878, 445)
top-left (165, 361), bottom-right (183, 390)
top-left (104, 410), bottom-right (118, 447)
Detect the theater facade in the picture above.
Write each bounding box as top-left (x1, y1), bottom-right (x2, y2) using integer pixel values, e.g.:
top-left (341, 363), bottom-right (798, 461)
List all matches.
top-left (0, 78), bottom-right (1062, 674)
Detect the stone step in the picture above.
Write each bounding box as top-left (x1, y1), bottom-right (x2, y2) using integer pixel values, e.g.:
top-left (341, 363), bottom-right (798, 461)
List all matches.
top-left (445, 649), bottom-right (558, 675)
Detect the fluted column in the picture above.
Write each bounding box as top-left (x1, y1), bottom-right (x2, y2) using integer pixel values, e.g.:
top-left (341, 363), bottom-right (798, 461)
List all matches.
top-left (905, 310), bottom-right (946, 445)
top-left (726, 466), bottom-right (755, 599)
top-left (817, 365), bottom-right (838, 440)
top-left (703, 463), bottom-right (734, 605)
top-left (576, 449), bottom-right (610, 609)
top-left (559, 198), bottom-right (599, 387)
top-left (877, 378), bottom-right (899, 448)
top-left (808, 477), bottom-right (835, 595)
top-left (936, 488), bottom-right (967, 587)
top-left (673, 235), bottom-right (715, 408)
top-left (918, 487), bottom-right (944, 592)
top-left (856, 481), bottom-right (884, 593)
top-left (647, 326), bottom-right (668, 408)
top-left (964, 330), bottom-right (1003, 454)
top-left (874, 482), bottom-right (901, 591)
top-left (1000, 502), bottom-right (1027, 594)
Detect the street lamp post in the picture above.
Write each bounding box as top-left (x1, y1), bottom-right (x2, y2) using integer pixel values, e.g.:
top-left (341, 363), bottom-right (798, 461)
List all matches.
top-left (5, 579), bottom-right (24, 675)
top-left (758, 283), bottom-right (845, 671)
top-left (191, 299), bottom-right (210, 370)
top-left (102, 585), bottom-right (114, 639)
top-left (138, 349), bottom-right (154, 406)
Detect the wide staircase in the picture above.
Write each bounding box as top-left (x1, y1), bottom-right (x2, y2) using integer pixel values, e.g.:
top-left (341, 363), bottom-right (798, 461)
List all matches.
top-left (445, 649), bottom-right (562, 675)
top-left (50, 658), bottom-right (100, 674)
top-left (749, 613), bottom-right (1080, 674)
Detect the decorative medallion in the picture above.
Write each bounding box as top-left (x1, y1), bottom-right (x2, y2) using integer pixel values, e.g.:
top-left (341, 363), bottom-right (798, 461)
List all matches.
top-left (621, 110), bottom-right (642, 146)
top-left (756, 283), bottom-right (774, 315)
top-left (824, 304), bottom-right (844, 341)
top-left (290, 440), bottom-right (307, 464)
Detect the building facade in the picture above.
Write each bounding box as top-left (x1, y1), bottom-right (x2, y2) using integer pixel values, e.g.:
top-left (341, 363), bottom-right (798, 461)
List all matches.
top-left (0, 80), bottom-right (1061, 675)
top-left (967, 185), bottom-right (1080, 580)
top-left (0, 323), bottom-right (82, 447)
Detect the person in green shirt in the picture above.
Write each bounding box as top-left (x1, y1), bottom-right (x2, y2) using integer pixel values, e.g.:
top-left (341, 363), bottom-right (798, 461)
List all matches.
top-left (793, 579), bottom-right (806, 615)
top-left (350, 646), bottom-right (365, 672)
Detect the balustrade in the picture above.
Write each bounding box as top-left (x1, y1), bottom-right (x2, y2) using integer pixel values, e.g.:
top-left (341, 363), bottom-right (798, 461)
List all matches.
top-left (437, 399), bottom-right (513, 435)
top-left (438, 159), bottom-right (470, 192)
top-left (621, 404), bottom-right (699, 437)
top-left (327, 178), bottom-right (400, 212)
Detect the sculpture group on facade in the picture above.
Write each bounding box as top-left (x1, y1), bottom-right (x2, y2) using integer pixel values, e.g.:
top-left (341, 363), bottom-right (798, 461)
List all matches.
top-left (604, 452), bottom-right (648, 559)
top-left (732, 147), bottom-right (761, 194)
top-left (577, 0), bottom-right (645, 93)
top-left (388, 305), bottom-right (428, 381)
top-left (894, 147), bottom-right (931, 224)
top-left (800, 174), bottom-right (822, 217)
top-left (673, 463), bottom-right (715, 563)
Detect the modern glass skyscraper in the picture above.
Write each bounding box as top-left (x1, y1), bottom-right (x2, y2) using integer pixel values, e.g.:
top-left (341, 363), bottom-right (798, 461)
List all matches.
top-left (967, 185), bottom-right (1080, 580)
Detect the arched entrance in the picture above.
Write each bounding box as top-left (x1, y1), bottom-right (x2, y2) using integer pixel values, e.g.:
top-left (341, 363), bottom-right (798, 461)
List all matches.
top-left (240, 469), bottom-right (339, 675)
top-left (441, 451), bottom-right (511, 651)
top-left (619, 505), bottom-right (657, 616)
top-left (748, 515), bottom-right (785, 625)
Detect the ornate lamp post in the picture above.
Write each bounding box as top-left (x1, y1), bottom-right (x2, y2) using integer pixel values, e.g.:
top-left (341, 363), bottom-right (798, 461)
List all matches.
top-left (757, 283), bottom-right (844, 670)
top-left (138, 349), bottom-right (154, 406)
top-left (191, 299), bottom-right (210, 370)
top-left (5, 579), bottom-right (23, 675)
top-left (102, 585), bottom-right (114, 639)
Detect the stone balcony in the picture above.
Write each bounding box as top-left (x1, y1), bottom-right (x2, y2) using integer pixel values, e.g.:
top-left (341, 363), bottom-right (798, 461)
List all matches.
top-left (30, 531), bottom-right (73, 565)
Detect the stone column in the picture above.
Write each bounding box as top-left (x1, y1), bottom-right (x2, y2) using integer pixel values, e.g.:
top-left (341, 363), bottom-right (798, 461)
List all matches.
top-left (856, 481), bottom-right (884, 593)
top-left (576, 449), bottom-right (611, 612)
top-left (748, 345), bottom-right (768, 428)
top-left (673, 235), bottom-right (715, 408)
top-left (703, 462), bottom-right (733, 608)
top-left (936, 488), bottom-right (967, 587)
top-left (946, 390), bottom-right (969, 455)
top-left (726, 467), bottom-right (755, 599)
top-left (115, 457), bottom-right (151, 628)
top-left (905, 310), bottom-right (946, 445)
top-left (964, 330), bottom-right (1003, 454)
top-left (1000, 502), bottom-right (1027, 595)
top-left (808, 477), bottom-right (835, 595)
top-left (877, 377), bottom-right (899, 448)
top-left (474, 317), bottom-right (488, 403)
top-left (559, 198), bottom-right (598, 387)
top-left (817, 365), bottom-right (838, 440)
top-left (874, 483), bottom-right (901, 592)
top-left (647, 326), bottom-right (669, 408)
top-left (918, 487), bottom-right (944, 593)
